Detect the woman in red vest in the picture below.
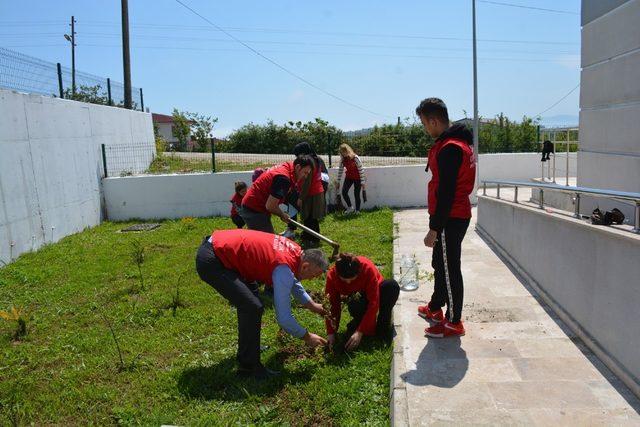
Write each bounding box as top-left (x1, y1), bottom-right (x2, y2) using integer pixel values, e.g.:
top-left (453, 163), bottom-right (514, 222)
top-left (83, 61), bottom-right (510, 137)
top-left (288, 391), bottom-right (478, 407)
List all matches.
top-left (324, 253), bottom-right (399, 351)
top-left (196, 229), bottom-right (329, 380)
top-left (240, 155), bottom-right (314, 234)
top-left (415, 98), bottom-right (475, 339)
top-left (336, 143), bottom-right (366, 214)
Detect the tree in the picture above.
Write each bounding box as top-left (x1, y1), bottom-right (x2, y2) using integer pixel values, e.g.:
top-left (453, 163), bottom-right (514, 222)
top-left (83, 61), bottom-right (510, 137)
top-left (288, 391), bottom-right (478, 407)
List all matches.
top-left (171, 109), bottom-right (191, 152)
top-left (187, 112), bottom-right (218, 152)
top-left (63, 84), bottom-right (108, 105)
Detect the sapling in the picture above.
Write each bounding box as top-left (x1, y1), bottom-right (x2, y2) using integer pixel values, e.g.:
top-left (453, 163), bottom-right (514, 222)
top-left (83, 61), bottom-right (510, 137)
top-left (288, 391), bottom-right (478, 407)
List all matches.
top-left (130, 240), bottom-right (145, 291)
top-left (99, 311), bottom-right (125, 371)
top-left (170, 273), bottom-right (186, 316)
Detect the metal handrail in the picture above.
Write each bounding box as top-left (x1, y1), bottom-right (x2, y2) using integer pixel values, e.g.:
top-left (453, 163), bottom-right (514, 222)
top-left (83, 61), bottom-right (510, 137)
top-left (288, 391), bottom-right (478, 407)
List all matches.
top-left (481, 179), bottom-right (640, 234)
top-left (538, 137), bottom-right (578, 185)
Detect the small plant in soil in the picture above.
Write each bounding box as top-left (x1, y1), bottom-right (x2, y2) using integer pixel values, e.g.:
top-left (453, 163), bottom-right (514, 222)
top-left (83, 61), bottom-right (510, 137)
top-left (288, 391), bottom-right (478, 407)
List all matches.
top-left (130, 240), bottom-right (145, 291)
top-left (169, 275), bottom-right (186, 316)
top-left (99, 310), bottom-right (140, 372)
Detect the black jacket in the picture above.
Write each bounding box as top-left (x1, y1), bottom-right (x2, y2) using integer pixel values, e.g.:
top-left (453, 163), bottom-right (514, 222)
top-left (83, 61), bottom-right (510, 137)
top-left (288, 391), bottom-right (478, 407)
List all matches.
top-left (428, 124), bottom-right (473, 232)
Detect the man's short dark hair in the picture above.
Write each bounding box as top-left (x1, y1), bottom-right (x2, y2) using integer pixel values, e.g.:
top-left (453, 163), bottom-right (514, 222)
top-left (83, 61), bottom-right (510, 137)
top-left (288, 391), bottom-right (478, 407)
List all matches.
top-left (415, 98), bottom-right (449, 124)
top-left (294, 154), bottom-right (314, 169)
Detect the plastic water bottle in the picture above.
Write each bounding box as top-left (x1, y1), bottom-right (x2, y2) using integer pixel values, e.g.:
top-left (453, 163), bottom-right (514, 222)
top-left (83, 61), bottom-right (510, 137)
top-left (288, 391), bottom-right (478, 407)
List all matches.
top-left (399, 254), bottom-right (419, 291)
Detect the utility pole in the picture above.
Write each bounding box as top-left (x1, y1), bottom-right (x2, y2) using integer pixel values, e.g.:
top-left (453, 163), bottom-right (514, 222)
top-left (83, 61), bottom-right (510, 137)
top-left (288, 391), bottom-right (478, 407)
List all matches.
top-left (64, 16), bottom-right (76, 95)
top-left (472, 0), bottom-right (480, 198)
top-left (121, 0), bottom-right (132, 109)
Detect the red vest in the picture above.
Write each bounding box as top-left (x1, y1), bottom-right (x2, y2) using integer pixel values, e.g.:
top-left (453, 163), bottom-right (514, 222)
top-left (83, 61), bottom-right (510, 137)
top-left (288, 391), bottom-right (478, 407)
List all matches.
top-left (211, 229), bottom-right (301, 286)
top-left (308, 159), bottom-right (325, 196)
top-left (343, 156), bottom-right (361, 180)
top-left (427, 138), bottom-right (475, 219)
top-left (242, 162), bottom-right (297, 213)
top-left (324, 256), bottom-right (384, 336)
top-left (230, 192), bottom-right (243, 217)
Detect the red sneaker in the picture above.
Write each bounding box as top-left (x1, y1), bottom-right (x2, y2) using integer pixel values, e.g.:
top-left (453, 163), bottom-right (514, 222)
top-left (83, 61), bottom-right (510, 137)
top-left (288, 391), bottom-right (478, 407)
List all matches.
top-left (425, 320), bottom-right (465, 338)
top-left (417, 304), bottom-right (444, 323)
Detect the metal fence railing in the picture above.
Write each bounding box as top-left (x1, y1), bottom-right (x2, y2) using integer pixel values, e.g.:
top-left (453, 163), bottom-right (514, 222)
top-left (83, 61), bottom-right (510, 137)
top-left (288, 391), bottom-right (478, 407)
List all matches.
top-left (538, 127), bottom-right (579, 185)
top-left (101, 143), bottom-right (156, 177)
top-left (481, 179), bottom-right (640, 233)
top-left (102, 133), bottom-right (429, 176)
top-left (0, 47), bottom-right (144, 110)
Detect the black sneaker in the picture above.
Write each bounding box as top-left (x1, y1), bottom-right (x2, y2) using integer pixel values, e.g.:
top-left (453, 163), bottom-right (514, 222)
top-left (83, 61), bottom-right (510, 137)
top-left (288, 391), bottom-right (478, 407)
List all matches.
top-left (237, 364), bottom-right (281, 381)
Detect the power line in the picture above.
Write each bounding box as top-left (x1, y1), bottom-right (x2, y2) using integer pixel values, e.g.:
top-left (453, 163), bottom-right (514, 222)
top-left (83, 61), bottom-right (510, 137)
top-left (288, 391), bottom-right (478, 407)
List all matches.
top-left (171, 0), bottom-right (392, 119)
top-left (12, 31), bottom-right (576, 54)
top-left (6, 42), bottom-right (578, 64)
top-left (0, 20), bottom-right (580, 46)
top-left (536, 83), bottom-right (580, 117)
top-left (478, 0), bottom-right (579, 15)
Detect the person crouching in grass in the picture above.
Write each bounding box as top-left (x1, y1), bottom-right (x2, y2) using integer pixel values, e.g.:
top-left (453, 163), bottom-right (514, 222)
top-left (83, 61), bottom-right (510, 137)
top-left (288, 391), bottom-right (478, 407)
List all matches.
top-left (230, 181), bottom-right (248, 228)
top-left (325, 253), bottom-right (399, 350)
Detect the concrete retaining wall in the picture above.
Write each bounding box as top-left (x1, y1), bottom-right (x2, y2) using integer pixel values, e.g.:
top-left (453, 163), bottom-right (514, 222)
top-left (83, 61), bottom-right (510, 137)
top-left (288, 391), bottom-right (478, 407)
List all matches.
top-left (103, 165), bottom-right (429, 220)
top-left (0, 89), bottom-right (154, 264)
top-left (103, 153), bottom-right (563, 221)
top-left (477, 195), bottom-right (640, 396)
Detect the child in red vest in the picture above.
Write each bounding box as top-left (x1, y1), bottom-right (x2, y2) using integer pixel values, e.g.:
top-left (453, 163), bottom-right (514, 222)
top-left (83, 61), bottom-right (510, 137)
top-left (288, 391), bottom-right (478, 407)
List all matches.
top-left (415, 98), bottom-right (475, 338)
top-left (230, 181), bottom-right (247, 228)
top-left (325, 253), bottom-right (399, 350)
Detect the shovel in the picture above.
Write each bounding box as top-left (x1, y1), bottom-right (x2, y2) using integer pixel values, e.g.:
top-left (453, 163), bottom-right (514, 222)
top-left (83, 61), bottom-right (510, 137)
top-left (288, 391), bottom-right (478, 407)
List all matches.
top-left (287, 218), bottom-right (340, 261)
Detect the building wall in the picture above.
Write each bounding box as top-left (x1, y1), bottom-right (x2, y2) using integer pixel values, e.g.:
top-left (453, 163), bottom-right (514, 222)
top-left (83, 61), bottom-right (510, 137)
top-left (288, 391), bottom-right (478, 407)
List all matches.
top-left (0, 89), bottom-right (155, 264)
top-left (156, 122), bottom-right (176, 143)
top-left (477, 195), bottom-right (640, 396)
top-left (579, 0), bottom-right (640, 197)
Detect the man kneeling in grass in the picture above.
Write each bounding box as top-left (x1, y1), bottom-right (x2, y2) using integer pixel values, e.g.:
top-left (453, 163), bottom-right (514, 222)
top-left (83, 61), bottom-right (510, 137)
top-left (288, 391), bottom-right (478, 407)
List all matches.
top-left (325, 253), bottom-right (399, 351)
top-left (196, 229), bottom-right (329, 380)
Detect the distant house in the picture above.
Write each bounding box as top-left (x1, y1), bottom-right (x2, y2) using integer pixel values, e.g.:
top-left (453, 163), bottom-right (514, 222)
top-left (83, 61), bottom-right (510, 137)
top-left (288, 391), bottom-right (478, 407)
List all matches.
top-left (151, 113), bottom-right (181, 144)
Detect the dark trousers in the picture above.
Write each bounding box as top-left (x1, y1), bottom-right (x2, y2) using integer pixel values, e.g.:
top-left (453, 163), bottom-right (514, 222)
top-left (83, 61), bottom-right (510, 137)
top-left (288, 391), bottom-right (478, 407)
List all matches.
top-left (195, 237), bottom-right (263, 369)
top-left (231, 214), bottom-right (246, 229)
top-left (342, 178), bottom-right (362, 211)
top-left (301, 217), bottom-right (320, 244)
top-left (428, 218), bottom-right (470, 324)
top-left (346, 279), bottom-right (400, 335)
top-left (238, 205), bottom-right (274, 234)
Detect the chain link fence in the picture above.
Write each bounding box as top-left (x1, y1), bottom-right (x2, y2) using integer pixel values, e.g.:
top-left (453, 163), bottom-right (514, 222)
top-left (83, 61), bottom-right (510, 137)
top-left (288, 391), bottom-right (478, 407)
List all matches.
top-left (0, 47), bottom-right (143, 109)
top-left (102, 133), bottom-right (427, 177)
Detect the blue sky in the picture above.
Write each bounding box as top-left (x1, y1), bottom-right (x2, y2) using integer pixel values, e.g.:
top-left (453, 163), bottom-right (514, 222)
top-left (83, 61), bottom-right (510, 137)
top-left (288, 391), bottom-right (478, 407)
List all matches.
top-left (1, 0), bottom-right (581, 136)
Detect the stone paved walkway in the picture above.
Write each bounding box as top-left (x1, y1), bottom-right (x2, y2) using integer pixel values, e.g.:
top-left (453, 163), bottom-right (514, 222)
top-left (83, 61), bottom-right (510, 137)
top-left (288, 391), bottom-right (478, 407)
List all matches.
top-left (391, 208), bottom-right (640, 426)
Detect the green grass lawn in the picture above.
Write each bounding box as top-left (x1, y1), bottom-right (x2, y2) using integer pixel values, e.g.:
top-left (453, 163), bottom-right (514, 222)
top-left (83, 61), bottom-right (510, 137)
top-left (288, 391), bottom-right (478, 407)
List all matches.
top-left (0, 210), bottom-right (394, 426)
top-left (147, 154), bottom-right (275, 174)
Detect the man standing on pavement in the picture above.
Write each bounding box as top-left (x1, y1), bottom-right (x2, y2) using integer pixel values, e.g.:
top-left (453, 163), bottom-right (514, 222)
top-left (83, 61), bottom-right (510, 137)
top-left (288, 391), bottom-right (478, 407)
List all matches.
top-left (195, 229), bottom-right (329, 380)
top-left (239, 155), bottom-right (314, 234)
top-left (415, 98), bottom-right (476, 338)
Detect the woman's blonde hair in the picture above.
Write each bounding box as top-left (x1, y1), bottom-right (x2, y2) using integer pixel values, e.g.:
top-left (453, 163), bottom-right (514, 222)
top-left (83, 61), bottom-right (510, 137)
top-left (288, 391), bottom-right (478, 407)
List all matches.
top-left (339, 143), bottom-right (355, 159)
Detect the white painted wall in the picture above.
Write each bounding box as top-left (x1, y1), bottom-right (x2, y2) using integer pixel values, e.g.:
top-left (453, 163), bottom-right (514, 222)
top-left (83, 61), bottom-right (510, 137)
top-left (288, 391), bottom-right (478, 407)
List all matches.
top-left (103, 153), bottom-right (564, 220)
top-left (477, 195), bottom-right (640, 396)
top-left (103, 165), bottom-right (428, 220)
top-left (579, 0), bottom-right (640, 198)
top-left (0, 88), bottom-right (155, 264)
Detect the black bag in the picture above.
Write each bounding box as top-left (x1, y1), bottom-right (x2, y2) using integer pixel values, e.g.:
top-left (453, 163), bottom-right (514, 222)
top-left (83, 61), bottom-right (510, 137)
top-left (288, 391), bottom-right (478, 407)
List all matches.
top-left (609, 208), bottom-right (625, 225)
top-left (590, 208), bottom-right (611, 225)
